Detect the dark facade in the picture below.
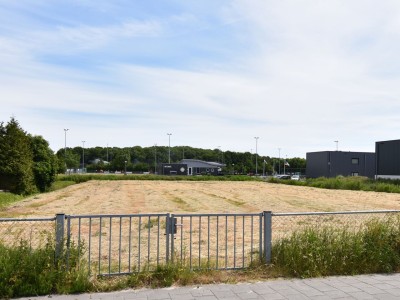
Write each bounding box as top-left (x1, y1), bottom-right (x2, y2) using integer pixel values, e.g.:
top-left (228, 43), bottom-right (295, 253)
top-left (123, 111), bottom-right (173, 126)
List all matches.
top-left (181, 159), bottom-right (225, 176)
top-left (376, 139), bottom-right (400, 179)
top-left (159, 163), bottom-right (188, 175)
top-left (306, 151), bottom-right (375, 178)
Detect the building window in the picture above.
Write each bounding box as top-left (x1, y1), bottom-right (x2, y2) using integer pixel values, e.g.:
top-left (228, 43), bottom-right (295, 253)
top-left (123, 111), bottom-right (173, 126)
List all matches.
top-left (351, 158), bottom-right (359, 165)
top-left (351, 172), bottom-right (359, 176)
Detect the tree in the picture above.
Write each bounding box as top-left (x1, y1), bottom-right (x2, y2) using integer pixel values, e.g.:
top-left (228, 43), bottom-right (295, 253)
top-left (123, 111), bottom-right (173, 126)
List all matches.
top-left (30, 135), bottom-right (57, 192)
top-left (0, 118), bottom-right (36, 194)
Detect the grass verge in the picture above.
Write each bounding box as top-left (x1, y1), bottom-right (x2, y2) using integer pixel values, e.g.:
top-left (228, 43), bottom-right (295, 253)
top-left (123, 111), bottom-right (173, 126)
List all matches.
top-left (268, 175), bottom-right (400, 194)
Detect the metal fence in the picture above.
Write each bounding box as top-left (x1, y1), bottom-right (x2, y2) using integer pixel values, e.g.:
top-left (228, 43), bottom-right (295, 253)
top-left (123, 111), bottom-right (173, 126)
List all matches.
top-left (1, 210), bottom-right (400, 276)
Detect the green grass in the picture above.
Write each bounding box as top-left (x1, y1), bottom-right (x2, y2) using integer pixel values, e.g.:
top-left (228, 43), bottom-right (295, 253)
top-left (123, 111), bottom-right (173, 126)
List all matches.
top-left (272, 217), bottom-right (400, 278)
top-left (0, 237), bottom-right (90, 298)
top-left (268, 175), bottom-right (400, 194)
top-left (0, 192), bottom-right (23, 210)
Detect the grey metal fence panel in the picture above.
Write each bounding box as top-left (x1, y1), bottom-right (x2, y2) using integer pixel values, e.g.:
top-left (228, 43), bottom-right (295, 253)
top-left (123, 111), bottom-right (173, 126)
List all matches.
top-left (0, 217), bottom-right (56, 248)
top-left (66, 214), bottom-right (169, 276)
top-left (171, 213), bottom-right (263, 270)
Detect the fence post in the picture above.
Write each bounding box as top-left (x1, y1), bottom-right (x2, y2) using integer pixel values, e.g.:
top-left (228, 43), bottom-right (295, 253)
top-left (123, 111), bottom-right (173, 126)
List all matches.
top-left (263, 211), bottom-right (272, 264)
top-left (165, 213), bottom-right (170, 263)
top-left (55, 213), bottom-right (65, 260)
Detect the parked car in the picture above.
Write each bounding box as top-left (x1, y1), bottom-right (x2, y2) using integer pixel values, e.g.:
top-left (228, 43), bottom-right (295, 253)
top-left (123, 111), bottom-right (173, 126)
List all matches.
top-left (274, 174), bottom-right (291, 180)
top-left (291, 175), bottom-right (300, 181)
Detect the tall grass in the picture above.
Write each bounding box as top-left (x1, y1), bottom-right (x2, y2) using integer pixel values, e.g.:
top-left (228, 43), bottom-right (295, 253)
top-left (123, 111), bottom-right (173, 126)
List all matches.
top-left (272, 217), bottom-right (400, 277)
top-left (0, 237), bottom-right (91, 298)
top-left (0, 192), bottom-right (23, 210)
top-left (269, 176), bottom-right (400, 194)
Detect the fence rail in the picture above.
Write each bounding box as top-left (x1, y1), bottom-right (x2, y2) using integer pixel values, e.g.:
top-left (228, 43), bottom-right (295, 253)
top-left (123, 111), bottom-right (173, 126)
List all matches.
top-left (1, 210), bottom-right (400, 276)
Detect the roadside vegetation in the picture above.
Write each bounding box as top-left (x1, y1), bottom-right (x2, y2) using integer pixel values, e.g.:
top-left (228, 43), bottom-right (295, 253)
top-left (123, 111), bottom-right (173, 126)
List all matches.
top-left (268, 175), bottom-right (400, 194)
top-left (2, 217), bottom-right (400, 298)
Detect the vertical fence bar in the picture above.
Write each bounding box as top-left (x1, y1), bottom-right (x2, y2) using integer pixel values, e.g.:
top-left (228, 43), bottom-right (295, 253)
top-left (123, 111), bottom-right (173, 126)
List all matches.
top-left (242, 216), bottom-right (245, 268)
top-left (119, 217), bottom-right (122, 273)
top-left (225, 216), bottom-right (228, 269)
top-left (165, 214), bottom-right (170, 264)
top-left (78, 217), bottom-right (82, 269)
top-left (180, 216), bottom-right (183, 263)
top-left (207, 216), bottom-right (210, 269)
top-left (128, 217), bottom-right (132, 272)
top-left (233, 215), bottom-right (236, 268)
top-left (259, 213), bottom-right (262, 263)
top-left (88, 217), bottom-right (92, 275)
top-left (138, 216), bottom-right (142, 270)
top-left (157, 216), bottom-right (160, 266)
top-left (189, 216), bottom-right (192, 269)
top-left (108, 217), bottom-right (112, 274)
top-left (263, 211), bottom-right (272, 264)
top-left (98, 217), bottom-right (102, 274)
top-left (250, 215), bottom-right (254, 264)
top-left (216, 216), bottom-right (219, 270)
top-left (147, 216), bottom-right (151, 269)
top-left (198, 216), bottom-right (201, 268)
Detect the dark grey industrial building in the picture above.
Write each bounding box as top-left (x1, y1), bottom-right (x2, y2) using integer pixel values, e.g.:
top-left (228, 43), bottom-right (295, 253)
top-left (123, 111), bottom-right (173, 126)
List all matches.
top-left (376, 139), bottom-right (400, 179)
top-left (306, 151), bottom-right (376, 178)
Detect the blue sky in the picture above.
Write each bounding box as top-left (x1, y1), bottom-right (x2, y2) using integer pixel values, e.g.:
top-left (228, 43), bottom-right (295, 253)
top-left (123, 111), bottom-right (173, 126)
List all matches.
top-left (2, 1), bottom-right (400, 158)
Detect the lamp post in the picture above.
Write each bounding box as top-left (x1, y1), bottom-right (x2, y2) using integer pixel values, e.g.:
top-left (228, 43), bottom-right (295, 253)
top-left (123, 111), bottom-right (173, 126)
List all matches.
top-left (334, 140), bottom-right (339, 151)
top-left (124, 161), bottom-right (127, 175)
top-left (64, 129), bottom-right (69, 172)
top-left (82, 140), bottom-right (85, 173)
top-left (154, 143), bottom-right (157, 174)
top-left (167, 133), bottom-right (172, 163)
top-left (254, 137), bottom-right (259, 175)
top-left (278, 148), bottom-right (281, 175)
top-left (263, 159), bottom-right (266, 177)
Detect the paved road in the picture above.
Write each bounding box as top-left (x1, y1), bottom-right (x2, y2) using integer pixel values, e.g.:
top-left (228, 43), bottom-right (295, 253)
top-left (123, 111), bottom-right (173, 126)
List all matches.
top-left (15, 273), bottom-right (400, 300)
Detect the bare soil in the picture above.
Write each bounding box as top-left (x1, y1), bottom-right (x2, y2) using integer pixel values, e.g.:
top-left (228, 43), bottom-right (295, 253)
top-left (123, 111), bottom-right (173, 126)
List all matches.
top-left (2, 180), bottom-right (400, 218)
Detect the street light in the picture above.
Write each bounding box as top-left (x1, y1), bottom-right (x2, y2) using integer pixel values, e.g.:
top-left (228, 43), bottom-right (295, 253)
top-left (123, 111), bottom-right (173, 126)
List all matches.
top-left (64, 129), bottom-right (69, 173)
top-left (124, 161), bottom-right (127, 175)
top-left (278, 148), bottom-right (281, 175)
top-left (82, 141), bottom-right (85, 173)
top-left (254, 137), bottom-right (259, 175)
top-left (154, 143), bottom-right (157, 174)
top-left (334, 140), bottom-right (339, 151)
top-left (167, 133), bottom-right (172, 163)
top-left (64, 129), bottom-right (69, 157)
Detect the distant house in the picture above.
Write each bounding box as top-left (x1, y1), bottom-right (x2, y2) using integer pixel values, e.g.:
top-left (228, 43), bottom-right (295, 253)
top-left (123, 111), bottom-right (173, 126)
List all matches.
top-left (181, 159), bottom-right (225, 176)
top-left (159, 159), bottom-right (225, 176)
top-left (375, 139), bottom-right (400, 179)
top-left (306, 151), bottom-right (375, 178)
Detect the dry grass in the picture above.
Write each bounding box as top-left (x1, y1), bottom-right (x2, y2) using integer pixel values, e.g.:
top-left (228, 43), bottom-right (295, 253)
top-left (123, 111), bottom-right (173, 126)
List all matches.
top-left (2, 180), bottom-right (400, 218)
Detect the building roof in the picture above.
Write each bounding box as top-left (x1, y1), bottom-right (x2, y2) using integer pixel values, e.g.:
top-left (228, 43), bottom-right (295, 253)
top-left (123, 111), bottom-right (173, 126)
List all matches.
top-left (180, 159), bottom-right (225, 168)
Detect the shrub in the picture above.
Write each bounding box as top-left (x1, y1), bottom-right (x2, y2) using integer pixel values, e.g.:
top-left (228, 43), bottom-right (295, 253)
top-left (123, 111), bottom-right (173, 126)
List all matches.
top-left (0, 237), bottom-right (90, 298)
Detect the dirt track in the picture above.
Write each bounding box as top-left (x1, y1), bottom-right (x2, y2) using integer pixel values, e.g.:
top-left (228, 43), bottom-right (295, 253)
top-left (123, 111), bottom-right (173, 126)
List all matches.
top-left (2, 180), bottom-right (400, 218)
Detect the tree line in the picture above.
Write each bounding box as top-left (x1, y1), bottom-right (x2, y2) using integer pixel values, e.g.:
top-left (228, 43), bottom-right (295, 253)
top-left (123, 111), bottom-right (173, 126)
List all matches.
top-left (58, 145), bottom-right (306, 175)
top-left (0, 117), bottom-right (306, 195)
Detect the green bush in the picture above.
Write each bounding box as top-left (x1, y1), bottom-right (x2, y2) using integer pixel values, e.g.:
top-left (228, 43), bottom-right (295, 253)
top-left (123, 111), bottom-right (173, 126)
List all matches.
top-left (0, 238), bottom-right (91, 298)
top-left (272, 217), bottom-right (400, 278)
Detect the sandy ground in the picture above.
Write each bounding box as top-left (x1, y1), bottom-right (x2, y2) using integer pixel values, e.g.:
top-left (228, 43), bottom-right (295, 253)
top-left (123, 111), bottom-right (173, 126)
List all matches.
top-left (2, 180), bottom-right (400, 218)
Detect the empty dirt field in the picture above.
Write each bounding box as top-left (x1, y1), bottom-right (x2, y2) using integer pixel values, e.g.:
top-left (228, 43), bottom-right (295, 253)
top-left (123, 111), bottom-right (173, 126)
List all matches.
top-left (3, 180), bottom-right (400, 218)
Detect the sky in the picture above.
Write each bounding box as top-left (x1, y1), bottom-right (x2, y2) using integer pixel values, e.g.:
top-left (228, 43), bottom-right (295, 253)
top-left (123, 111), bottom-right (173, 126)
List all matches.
top-left (1, 1), bottom-right (400, 159)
